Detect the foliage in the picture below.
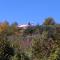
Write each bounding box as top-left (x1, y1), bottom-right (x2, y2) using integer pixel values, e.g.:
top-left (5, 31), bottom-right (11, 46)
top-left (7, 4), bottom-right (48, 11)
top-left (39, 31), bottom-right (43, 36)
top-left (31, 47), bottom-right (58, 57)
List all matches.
top-left (43, 17), bottom-right (55, 25)
top-left (0, 34), bottom-right (14, 60)
top-left (0, 17), bottom-right (60, 60)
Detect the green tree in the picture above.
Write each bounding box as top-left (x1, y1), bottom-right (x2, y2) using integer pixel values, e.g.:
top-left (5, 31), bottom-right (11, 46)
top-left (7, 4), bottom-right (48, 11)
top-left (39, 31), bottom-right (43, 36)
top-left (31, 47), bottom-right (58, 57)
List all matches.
top-left (0, 35), bottom-right (14, 60)
top-left (43, 17), bottom-right (55, 25)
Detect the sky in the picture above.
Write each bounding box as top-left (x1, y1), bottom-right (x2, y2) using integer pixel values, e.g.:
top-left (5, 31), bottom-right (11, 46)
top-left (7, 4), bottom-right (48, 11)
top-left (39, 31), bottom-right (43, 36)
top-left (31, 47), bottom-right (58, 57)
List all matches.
top-left (0, 0), bottom-right (60, 25)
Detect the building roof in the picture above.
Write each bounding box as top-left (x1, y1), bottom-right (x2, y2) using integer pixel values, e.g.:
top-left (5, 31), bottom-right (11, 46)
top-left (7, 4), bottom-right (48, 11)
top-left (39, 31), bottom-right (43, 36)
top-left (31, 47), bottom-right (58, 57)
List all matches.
top-left (18, 24), bottom-right (29, 28)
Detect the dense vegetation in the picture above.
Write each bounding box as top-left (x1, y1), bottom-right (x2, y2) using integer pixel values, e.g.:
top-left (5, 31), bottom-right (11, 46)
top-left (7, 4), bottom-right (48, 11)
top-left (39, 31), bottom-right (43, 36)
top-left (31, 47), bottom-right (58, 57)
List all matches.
top-left (0, 17), bottom-right (60, 60)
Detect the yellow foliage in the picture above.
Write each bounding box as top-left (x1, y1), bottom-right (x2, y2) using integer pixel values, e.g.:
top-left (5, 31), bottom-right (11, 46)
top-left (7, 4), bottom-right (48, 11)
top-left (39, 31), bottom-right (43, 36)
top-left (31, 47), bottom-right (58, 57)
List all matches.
top-left (0, 22), bottom-right (8, 33)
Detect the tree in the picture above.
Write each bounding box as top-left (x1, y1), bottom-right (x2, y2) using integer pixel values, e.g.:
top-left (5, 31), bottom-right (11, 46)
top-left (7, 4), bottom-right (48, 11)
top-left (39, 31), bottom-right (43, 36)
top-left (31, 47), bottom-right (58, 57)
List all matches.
top-left (48, 47), bottom-right (60, 60)
top-left (23, 26), bottom-right (34, 36)
top-left (7, 22), bottom-right (18, 35)
top-left (43, 17), bottom-right (55, 25)
top-left (32, 30), bottom-right (57, 60)
top-left (0, 21), bottom-right (9, 33)
top-left (0, 35), bottom-right (14, 60)
top-left (0, 21), bottom-right (14, 60)
top-left (32, 31), bottom-right (49, 60)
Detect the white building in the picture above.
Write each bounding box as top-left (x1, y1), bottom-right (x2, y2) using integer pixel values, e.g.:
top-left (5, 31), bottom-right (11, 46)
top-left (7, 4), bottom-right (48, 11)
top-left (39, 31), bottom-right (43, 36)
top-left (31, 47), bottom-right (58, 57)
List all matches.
top-left (17, 24), bottom-right (29, 29)
top-left (17, 23), bottom-right (35, 29)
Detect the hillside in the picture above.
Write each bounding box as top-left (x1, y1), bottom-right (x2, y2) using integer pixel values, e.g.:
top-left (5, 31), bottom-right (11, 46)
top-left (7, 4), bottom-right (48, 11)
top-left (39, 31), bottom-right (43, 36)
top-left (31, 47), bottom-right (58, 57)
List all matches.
top-left (0, 17), bottom-right (60, 60)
